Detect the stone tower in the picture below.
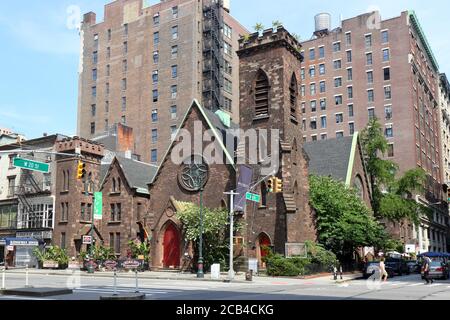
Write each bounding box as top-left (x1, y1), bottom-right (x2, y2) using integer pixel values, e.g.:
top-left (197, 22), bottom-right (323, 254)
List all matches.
top-left (53, 137), bottom-right (104, 257)
top-left (237, 27), bottom-right (316, 263)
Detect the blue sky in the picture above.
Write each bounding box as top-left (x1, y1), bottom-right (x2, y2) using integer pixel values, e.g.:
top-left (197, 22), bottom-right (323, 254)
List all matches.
top-left (0, 0), bottom-right (449, 138)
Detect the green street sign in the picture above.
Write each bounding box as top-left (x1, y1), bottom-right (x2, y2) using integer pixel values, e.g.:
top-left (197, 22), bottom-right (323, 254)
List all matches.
top-left (13, 158), bottom-right (49, 173)
top-left (246, 192), bottom-right (261, 203)
top-left (94, 192), bottom-right (103, 220)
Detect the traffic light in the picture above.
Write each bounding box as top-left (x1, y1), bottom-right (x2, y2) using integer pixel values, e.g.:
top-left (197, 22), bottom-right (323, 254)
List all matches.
top-left (77, 160), bottom-right (86, 180)
top-left (274, 178), bottom-right (283, 193)
top-left (447, 189), bottom-right (450, 202)
top-left (267, 177), bottom-right (274, 193)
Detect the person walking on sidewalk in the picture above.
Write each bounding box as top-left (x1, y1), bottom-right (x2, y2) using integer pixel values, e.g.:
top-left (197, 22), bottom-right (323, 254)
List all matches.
top-left (423, 256), bottom-right (434, 285)
top-left (379, 257), bottom-right (388, 282)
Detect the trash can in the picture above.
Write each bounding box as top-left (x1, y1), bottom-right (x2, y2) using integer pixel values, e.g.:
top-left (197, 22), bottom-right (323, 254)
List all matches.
top-left (246, 270), bottom-right (253, 281)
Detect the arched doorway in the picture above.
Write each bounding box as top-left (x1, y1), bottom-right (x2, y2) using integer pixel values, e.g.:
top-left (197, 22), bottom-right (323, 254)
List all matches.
top-left (257, 233), bottom-right (272, 269)
top-left (163, 223), bottom-right (181, 268)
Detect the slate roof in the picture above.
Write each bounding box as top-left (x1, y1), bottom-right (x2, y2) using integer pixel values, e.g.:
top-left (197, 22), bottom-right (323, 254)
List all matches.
top-left (116, 156), bottom-right (158, 194)
top-left (303, 136), bottom-right (354, 182)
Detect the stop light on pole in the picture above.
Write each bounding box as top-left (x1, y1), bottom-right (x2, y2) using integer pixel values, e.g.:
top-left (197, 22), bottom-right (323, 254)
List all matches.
top-left (267, 177), bottom-right (274, 193)
top-left (274, 178), bottom-right (283, 193)
top-left (77, 160), bottom-right (86, 180)
top-left (447, 189), bottom-right (450, 202)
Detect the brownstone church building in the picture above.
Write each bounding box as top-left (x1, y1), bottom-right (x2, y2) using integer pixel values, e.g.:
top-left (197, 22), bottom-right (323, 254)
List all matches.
top-left (52, 27), bottom-right (372, 270)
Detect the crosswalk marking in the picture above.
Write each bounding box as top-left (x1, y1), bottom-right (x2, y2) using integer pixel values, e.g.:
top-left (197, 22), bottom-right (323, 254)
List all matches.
top-left (74, 287), bottom-right (174, 294)
top-left (407, 283), bottom-right (423, 287)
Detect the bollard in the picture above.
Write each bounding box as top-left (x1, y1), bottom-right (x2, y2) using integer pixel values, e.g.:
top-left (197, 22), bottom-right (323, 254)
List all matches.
top-left (26, 266), bottom-right (29, 287)
top-left (135, 270), bottom-right (139, 293)
top-left (113, 268), bottom-right (118, 296)
top-left (1, 268), bottom-right (5, 290)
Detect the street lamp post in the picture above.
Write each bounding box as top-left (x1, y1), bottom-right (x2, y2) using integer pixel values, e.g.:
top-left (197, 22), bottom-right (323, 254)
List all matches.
top-left (197, 187), bottom-right (204, 278)
top-left (85, 178), bottom-right (95, 274)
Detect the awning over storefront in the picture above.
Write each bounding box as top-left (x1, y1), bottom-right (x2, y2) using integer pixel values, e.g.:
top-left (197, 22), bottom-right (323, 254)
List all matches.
top-left (4, 238), bottom-right (39, 247)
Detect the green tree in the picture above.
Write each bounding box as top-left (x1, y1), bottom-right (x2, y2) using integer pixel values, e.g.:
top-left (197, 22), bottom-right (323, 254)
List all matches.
top-left (272, 20), bottom-right (283, 29)
top-left (360, 117), bottom-right (430, 225)
top-left (177, 203), bottom-right (243, 272)
top-left (254, 23), bottom-right (264, 34)
top-left (309, 175), bottom-right (389, 263)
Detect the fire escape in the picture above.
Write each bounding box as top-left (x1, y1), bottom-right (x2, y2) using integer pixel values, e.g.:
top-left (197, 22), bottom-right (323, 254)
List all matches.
top-left (15, 169), bottom-right (50, 230)
top-left (202, 0), bottom-right (224, 112)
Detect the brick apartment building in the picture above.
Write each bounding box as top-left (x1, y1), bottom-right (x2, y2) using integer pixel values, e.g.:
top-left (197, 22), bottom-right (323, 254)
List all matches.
top-left (299, 11), bottom-right (447, 252)
top-left (439, 74), bottom-right (450, 183)
top-left (77, 0), bottom-right (248, 164)
top-left (0, 134), bottom-right (68, 267)
top-left (439, 73), bottom-right (450, 252)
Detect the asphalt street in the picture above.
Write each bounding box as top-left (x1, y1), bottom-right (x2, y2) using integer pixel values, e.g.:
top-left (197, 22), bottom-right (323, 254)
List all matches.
top-left (0, 272), bottom-right (449, 300)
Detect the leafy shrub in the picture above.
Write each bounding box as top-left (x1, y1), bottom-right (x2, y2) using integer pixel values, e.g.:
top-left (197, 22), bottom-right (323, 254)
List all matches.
top-left (266, 254), bottom-right (301, 277)
top-left (128, 240), bottom-right (151, 262)
top-left (263, 243), bottom-right (338, 277)
top-left (305, 241), bottom-right (338, 267)
top-left (80, 246), bottom-right (117, 263)
top-left (33, 246), bottom-right (69, 269)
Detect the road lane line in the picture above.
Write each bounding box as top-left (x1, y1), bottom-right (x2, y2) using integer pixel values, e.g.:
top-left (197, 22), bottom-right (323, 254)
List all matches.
top-left (408, 283), bottom-right (423, 287)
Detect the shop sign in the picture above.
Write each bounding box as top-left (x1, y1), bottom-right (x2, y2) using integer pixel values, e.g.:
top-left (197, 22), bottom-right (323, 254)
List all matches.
top-left (122, 259), bottom-right (141, 269)
top-left (43, 261), bottom-right (59, 269)
top-left (82, 236), bottom-right (93, 245)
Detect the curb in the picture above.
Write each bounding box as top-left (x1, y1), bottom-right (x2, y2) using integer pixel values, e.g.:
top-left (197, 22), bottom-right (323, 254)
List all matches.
top-left (100, 293), bottom-right (146, 300)
top-left (4, 270), bottom-right (251, 284)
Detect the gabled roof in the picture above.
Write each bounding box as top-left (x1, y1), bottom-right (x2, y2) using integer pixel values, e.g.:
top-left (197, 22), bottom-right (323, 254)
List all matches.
top-left (303, 134), bottom-right (359, 186)
top-left (150, 100), bottom-right (237, 185)
top-left (100, 155), bottom-right (158, 195)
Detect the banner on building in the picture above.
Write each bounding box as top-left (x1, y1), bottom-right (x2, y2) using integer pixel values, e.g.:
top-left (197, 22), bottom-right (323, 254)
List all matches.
top-left (94, 192), bottom-right (103, 220)
top-left (234, 165), bottom-right (254, 213)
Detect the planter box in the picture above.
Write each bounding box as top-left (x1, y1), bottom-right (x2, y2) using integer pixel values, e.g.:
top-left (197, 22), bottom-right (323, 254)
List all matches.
top-left (68, 262), bottom-right (81, 269)
top-left (43, 261), bottom-right (59, 269)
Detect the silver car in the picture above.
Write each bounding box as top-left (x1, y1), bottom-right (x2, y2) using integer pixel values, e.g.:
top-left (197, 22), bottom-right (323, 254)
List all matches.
top-left (421, 260), bottom-right (449, 280)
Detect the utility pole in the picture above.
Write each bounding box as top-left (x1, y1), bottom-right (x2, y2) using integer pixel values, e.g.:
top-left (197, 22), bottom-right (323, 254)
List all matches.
top-left (224, 191), bottom-right (239, 281)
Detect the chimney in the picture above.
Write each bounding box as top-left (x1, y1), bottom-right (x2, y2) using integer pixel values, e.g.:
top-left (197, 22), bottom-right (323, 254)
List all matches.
top-left (117, 123), bottom-right (135, 154)
top-left (83, 12), bottom-right (96, 25)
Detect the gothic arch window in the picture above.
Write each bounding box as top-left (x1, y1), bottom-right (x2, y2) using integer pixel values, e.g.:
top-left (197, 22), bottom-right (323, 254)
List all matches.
top-left (118, 177), bottom-right (121, 192)
top-left (66, 170), bottom-right (70, 191)
top-left (293, 181), bottom-right (299, 196)
top-left (254, 70), bottom-right (270, 118)
top-left (290, 73), bottom-right (298, 121)
top-left (292, 138), bottom-right (298, 166)
top-left (112, 178), bottom-right (116, 193)
top-left (62, 170), bottom-right (67, 191)
top-left (353, 175), bottom-right (364, 200)
top-left (260, 182), bottom-right (267, 207)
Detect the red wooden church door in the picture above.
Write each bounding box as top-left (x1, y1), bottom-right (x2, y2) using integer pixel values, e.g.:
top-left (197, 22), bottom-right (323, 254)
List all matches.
top-left (163, 224), bottom-right (180, 268)
top-left (259, 234), bottom-right (271, 259)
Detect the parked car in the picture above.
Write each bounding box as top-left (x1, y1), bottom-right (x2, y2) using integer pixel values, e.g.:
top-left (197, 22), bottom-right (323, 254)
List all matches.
top-left (385, 258), bottom-right (409, 276)
top-left (363, 261), bottom-right (395, 279)
top-left (421, 260), bottom-right (449, 280)
top-left (406, 260), bottom-right (421, 274)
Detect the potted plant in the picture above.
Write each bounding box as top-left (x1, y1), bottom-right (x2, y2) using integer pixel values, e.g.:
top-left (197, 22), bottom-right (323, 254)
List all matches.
top-left (128, 239), bottom-right (151, 271)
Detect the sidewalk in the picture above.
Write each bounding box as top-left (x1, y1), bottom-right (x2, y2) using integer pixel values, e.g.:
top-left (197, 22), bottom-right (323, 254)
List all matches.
top-left (3, 268), bottom-right (363, 285)
top-left (3, 268), bottom-right (249, 283)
